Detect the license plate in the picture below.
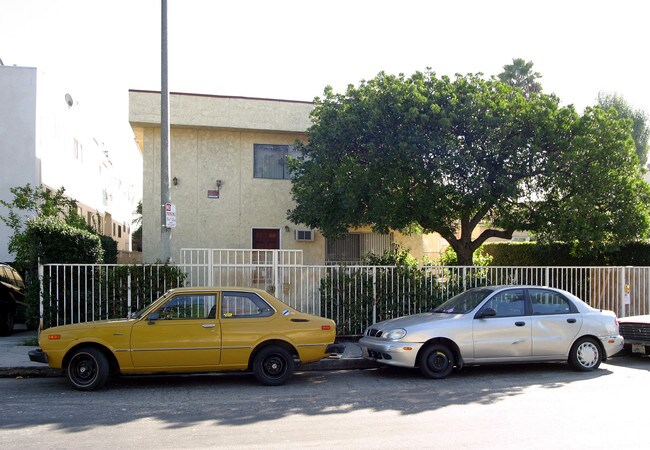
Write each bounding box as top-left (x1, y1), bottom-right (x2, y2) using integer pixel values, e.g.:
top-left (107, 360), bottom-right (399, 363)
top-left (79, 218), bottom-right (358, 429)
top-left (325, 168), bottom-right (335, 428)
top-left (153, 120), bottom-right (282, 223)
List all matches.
top-left (632, 343), bottom-right (646, 354)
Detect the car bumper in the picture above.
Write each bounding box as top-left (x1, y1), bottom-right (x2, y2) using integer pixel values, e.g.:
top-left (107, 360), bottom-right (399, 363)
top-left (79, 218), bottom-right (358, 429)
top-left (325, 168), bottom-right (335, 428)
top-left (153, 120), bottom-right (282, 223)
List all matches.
top-left (358, 337), bottom-right (423, 368)
top-left (28, 348), bottom-right (49, 364)
top-left (600, 335), bottom-right (625, 358)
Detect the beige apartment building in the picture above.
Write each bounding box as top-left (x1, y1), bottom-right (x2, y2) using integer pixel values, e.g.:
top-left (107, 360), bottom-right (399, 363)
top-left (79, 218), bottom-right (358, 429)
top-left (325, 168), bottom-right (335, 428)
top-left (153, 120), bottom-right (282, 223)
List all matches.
top-left (129, 90), bottom-right (452, 264)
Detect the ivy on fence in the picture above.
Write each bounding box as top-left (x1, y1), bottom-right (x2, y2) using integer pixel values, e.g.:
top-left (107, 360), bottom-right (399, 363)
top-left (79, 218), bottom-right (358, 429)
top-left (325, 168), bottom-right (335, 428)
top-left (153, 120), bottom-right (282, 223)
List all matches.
top-left (319, 265), bottom-right (477, 335)
top-left (41, 264), bottom-right (187, 328)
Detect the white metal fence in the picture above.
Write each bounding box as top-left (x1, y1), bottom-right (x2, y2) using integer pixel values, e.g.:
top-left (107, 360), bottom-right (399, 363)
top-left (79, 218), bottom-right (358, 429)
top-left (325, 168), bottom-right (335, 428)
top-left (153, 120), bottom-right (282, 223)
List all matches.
top-left (38, 249), bottom-right (650, 334)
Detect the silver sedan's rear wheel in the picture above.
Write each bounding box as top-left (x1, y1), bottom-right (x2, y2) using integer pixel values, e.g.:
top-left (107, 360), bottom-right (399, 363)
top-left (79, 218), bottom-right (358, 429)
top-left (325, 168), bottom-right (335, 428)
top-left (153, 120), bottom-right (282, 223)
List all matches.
top-left (569, 337), bottom-right (602, 371)
top-left (418, 343), bottom-right (455, 379)
top-left (66, 347), bottom-right (109, 391)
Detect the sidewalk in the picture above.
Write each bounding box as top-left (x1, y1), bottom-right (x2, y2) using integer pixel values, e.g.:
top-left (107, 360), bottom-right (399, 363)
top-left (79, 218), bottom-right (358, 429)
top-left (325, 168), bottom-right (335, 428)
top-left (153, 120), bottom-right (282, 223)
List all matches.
top-left (0, 327), bottom-right (60, 377)
top-left (0, 327), bottom-right (375, 378)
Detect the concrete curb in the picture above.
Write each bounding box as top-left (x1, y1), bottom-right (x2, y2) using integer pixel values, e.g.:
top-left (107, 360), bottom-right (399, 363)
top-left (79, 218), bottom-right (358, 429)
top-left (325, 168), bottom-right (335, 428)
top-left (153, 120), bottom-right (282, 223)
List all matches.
top-left (0, 358), bottom-right (377, 378)
top-left (0, 366), bottom-right (62, 378)
top-left (299, 357), bottom-right (378, 372)
top-left (0, 331), bottom-right (376, 378)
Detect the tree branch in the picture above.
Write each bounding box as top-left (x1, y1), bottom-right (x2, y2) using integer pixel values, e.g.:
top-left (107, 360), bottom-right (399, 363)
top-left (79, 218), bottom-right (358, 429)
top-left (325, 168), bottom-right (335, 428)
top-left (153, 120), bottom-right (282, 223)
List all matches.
top-left (473, 228), bottom-right (514, 248)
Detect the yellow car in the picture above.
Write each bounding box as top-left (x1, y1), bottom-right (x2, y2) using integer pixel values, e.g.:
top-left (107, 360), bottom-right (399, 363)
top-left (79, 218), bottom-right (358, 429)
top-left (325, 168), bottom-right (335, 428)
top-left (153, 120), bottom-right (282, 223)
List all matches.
top-left (29, 287), bottom-right (336, 390)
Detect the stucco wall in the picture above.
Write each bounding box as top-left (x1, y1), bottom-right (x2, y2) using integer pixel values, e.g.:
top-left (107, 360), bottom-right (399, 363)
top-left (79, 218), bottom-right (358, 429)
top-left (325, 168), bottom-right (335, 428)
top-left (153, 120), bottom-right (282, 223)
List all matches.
top-left (133, 91), bottom-right (324, 264)
top-left (0, 66), bottom-right (39, 261)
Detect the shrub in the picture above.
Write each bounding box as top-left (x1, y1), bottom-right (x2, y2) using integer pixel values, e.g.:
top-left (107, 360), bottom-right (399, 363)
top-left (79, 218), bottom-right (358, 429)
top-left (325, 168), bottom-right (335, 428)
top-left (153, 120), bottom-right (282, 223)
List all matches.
top-left (100, 235), bottom-right (118, 264)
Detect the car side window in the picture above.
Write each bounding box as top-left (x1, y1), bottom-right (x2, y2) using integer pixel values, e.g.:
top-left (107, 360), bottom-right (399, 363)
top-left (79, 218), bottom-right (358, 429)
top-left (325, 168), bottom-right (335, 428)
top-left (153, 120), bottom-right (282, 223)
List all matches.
top-left (157, 294), bottom-right (217, 320)
top-left (482, 289), bottom-right (526, 317)
top-left (221, 292), bottom-right (274, 318)
top-left (530, 289), bottom-right (573, 315)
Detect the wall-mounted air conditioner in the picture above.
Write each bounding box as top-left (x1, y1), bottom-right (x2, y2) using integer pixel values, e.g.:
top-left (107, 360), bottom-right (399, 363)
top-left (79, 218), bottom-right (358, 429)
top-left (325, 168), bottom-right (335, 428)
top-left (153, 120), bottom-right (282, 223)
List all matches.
top-left (294, 229), bottom-right (314, 241)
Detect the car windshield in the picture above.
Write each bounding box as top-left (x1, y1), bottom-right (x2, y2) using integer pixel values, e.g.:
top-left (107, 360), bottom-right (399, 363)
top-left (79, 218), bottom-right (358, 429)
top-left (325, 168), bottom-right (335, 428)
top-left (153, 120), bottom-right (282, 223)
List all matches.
top-left (128, 291), bottom-right (174, 319)
top-left (432, 288), bottom-right (494, 314)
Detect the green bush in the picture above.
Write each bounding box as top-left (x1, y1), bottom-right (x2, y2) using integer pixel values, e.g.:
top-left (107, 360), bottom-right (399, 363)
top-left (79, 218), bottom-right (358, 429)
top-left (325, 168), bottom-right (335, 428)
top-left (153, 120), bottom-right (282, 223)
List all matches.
top-left (100, 235), bottom-right (118, 264)
top-left (440, 245), bottom-right (494, 266)
top-left (483, 241), bottom-right (650, 266)
top-left (16, 216), bottom-right (103, 265)
top-left (12, 217), bottom-right (104, 328)
top-left (320, 246), bottom-right (452, 335)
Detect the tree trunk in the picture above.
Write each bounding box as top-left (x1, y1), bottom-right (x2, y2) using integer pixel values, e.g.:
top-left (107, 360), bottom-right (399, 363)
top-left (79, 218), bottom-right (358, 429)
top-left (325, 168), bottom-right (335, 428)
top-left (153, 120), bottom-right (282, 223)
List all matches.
top-left (455, 244), bottom-right (474, 266)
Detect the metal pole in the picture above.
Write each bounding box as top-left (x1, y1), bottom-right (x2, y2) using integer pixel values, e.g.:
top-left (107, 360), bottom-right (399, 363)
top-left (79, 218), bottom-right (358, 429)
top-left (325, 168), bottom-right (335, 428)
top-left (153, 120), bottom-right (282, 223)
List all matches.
top-left (160, 0), bottom-right (172, 262)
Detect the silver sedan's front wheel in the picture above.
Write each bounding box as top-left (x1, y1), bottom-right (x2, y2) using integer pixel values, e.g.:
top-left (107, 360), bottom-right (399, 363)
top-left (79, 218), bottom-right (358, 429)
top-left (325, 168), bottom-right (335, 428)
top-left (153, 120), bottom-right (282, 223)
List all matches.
top-left (418, 343), bottom-right (455, 379)
top-left (569, 337), bottom-right (602, 372)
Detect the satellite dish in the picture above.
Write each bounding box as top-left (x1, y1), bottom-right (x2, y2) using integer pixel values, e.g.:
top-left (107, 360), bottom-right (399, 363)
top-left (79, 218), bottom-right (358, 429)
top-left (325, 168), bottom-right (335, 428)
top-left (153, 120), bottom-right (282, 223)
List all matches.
top-left (65, 93), bottom-right (74, 107)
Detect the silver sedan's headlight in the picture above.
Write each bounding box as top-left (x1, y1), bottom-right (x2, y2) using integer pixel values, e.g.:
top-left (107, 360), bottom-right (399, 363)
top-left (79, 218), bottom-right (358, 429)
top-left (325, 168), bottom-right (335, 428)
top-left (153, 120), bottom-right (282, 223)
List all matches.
top-left (383, 328), bottom-right (407, 340)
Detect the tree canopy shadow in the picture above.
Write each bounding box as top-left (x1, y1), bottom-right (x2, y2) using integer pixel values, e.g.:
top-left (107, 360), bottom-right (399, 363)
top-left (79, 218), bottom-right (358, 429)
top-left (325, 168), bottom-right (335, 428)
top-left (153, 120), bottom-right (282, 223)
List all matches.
top-left (1, 360), bottom-right (618, 432)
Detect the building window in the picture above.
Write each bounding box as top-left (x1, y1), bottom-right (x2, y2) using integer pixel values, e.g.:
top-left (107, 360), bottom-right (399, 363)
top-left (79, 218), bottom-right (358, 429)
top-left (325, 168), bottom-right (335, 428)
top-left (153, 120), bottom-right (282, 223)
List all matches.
top-left (253, 144), bottom-right (299, 179)
top-left (326, 232), bottom-right (393, 264)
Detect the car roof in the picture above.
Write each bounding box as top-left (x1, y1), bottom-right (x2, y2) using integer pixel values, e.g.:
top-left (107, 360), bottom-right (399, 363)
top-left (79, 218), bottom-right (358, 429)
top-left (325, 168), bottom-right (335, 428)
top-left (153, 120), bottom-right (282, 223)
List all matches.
top-left (470, 285), bottom-right (563, 291)
top-left (166, 286), bottom-right (269, 294)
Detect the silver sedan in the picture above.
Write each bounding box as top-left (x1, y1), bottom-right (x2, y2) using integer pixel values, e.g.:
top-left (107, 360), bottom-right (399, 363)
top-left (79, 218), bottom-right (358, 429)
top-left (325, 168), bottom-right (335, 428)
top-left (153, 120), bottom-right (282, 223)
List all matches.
top-left (359, 286), bottom-right (623, 378)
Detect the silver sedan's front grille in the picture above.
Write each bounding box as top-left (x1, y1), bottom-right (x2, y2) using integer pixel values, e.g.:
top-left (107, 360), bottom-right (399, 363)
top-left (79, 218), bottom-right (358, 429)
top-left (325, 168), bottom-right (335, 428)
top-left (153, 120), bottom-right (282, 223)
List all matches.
top-left (620, 323), bottom-right (650, 341)
top-left (366, 328), bottom-right (383, 338)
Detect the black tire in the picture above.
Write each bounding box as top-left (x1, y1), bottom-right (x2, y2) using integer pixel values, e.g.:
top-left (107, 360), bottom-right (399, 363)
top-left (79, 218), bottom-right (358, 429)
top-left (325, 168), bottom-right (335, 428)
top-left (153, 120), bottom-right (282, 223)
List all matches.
top-left (418, 343), bottom-right (455, 379)
top-left (569, 337), bottom-right (602, 372)
top-left (252, 346), bottom-right (294, 386)
top-left (0, 309), bottom-right (15, 336)
top-left (66, 347), bottom-right (110, 391)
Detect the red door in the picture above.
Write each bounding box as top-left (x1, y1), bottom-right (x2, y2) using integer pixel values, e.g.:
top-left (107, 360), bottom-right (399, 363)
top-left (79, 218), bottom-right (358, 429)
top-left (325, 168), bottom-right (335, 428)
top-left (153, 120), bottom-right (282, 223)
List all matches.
top-left (252, 228), bottom-right (280, 249)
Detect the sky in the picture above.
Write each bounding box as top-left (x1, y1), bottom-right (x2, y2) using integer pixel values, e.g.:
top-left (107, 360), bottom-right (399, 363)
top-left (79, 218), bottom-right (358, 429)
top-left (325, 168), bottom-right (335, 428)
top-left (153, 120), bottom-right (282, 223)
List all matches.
top-left (1, 0), bottom-right (649, 146)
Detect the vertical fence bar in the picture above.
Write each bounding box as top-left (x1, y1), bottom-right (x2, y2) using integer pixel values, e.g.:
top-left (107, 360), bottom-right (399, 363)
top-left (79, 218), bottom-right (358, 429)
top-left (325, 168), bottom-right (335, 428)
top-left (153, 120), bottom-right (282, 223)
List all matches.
top-left (372, 266), bottom-right (377, 325)
top-left (38, 261), bottom-right (44, 331)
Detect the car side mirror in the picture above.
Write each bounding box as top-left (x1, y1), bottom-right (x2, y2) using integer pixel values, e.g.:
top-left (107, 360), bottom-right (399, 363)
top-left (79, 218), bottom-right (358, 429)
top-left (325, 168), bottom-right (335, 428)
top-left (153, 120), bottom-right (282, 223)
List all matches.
top-left (478, 308), bottom-right (497, 319)
top-left (147, 312), bottom-right (160, 324)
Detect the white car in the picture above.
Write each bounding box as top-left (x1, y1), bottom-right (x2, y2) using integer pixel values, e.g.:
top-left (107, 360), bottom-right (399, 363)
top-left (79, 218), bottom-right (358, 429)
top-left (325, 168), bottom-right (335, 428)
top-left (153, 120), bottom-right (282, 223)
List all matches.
top-left (359, 286), bottom-right (623, 378)
top-left (618, 315), bottom-right (650, 355)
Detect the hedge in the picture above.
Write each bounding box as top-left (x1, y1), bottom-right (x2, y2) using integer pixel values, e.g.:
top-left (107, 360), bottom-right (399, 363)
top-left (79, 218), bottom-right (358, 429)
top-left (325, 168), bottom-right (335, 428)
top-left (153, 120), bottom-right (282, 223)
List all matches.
top-left (483, 241), bottom-right (650, 266)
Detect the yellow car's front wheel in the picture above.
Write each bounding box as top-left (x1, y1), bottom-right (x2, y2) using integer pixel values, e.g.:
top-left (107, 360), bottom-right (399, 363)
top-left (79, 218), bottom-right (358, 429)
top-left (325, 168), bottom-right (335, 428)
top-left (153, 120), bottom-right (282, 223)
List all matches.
top-left (66, 347), bottom-right (110, 391)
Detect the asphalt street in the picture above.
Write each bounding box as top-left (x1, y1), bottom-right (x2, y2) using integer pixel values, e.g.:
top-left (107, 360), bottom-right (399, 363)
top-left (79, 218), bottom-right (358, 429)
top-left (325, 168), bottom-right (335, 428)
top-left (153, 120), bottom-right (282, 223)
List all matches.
top-left (2, 356), bottom-right (650, 449)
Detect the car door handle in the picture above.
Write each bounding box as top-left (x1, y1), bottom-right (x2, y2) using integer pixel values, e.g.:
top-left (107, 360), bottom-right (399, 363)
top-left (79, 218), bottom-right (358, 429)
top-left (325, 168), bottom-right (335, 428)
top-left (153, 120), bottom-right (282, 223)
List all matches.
top-left (515, 321), bottom-right (526, 327)
top-left (202, 323), bottom-right (216, 328)
top-left (567, 318), bottom-right (577, 324)
top-left (291, 318), bottom-right (310, 322)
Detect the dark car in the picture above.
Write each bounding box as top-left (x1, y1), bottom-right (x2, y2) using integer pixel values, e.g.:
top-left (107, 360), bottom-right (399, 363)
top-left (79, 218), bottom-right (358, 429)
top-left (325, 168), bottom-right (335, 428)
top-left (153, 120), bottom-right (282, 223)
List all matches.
top-left (0, 263), bottom-right (27, 336)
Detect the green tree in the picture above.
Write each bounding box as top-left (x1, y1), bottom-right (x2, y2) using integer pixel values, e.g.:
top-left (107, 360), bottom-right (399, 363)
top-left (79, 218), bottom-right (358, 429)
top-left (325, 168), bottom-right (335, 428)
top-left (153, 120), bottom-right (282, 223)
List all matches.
top-left (597, 92), bottom-right (649, 165)
top-left (288, 71), bottom-right (650, 266)
top-left (132, 200), bottom-right (143, 252)
top-left (498, 58), bottom-right (542, 97)
top-left (0, 184), bottom-right (110, 264)
top-left (0, 184), bottom-right (86, 236)
top-left (1, 185), bottom-right (107, 327)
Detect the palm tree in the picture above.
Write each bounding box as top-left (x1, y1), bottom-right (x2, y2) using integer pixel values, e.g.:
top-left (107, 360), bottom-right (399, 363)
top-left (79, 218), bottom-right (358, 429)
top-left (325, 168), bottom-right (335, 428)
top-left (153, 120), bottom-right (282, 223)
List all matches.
top-left (498, 58), bottom-right (542, 97)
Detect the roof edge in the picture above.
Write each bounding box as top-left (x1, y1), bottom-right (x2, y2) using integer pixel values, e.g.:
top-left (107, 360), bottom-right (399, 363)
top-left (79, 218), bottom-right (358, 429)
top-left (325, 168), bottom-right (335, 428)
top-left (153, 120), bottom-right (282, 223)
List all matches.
top-left (129, 89), bottom-right (314, 106)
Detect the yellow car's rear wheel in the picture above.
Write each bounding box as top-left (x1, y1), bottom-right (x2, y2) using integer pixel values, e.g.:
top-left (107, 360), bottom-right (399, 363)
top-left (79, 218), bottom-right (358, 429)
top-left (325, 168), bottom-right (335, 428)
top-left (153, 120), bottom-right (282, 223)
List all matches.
top-left (253, 346), bottom-right (294, 386)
